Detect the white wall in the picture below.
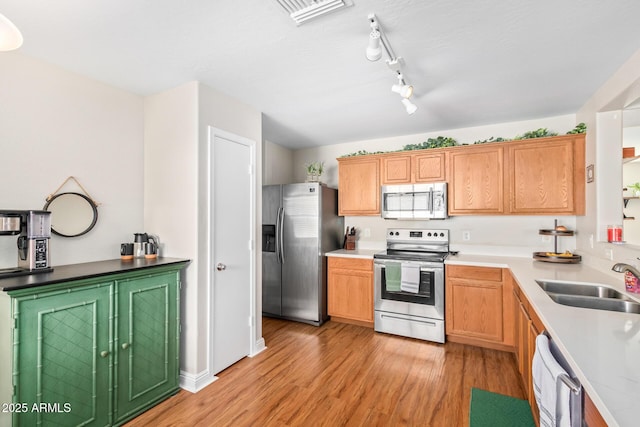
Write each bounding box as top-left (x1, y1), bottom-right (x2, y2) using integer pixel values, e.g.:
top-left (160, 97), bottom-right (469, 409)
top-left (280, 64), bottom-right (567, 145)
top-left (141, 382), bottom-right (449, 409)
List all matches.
top-left (144, 81), bottom-right (263, 390)
top-left (263, 140), bottom-right (294, 185)
top-left (576, 48), bottom-right (640, 273)
top-left (292, 115), bottom-right (578, 256)
top-left (0, 53), bottom-right (144, 269)
top-left (143, 82), bottom-right (200, 375)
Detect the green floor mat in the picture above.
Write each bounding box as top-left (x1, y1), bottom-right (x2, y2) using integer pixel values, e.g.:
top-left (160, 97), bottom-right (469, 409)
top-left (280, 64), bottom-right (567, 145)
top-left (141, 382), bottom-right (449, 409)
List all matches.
top-left (469, 387), bottom-right (536, 427)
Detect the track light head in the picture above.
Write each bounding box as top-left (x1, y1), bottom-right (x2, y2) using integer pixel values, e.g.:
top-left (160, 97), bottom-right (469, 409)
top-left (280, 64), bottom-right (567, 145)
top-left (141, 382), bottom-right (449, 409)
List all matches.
top-left (391, 83), bottom-right (414, 98)
top-left (366, 30), bottom-right (382, 61)
top-left (391, 73), bottom-right (414, 98)
top-left (0, 13), bottom-right (23, 51)
top-left (401, 98), bottom-right (418, 115)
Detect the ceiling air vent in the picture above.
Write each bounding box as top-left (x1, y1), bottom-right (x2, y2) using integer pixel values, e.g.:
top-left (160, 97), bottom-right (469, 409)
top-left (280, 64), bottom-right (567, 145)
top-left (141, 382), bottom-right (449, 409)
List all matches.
top-left (275, 0), bottom-right (349, 25)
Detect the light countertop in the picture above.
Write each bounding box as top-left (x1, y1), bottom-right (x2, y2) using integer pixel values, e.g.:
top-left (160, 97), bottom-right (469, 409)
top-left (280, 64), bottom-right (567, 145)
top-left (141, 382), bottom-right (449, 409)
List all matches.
top-left (447, 254), bottom-right (639, 427)
top-left (325, 249), bottom-right (381, 259)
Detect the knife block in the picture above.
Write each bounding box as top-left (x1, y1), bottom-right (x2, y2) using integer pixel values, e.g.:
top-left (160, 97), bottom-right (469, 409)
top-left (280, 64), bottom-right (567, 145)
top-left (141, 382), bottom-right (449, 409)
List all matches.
top-left (344, 235), bottom-right (356, 250)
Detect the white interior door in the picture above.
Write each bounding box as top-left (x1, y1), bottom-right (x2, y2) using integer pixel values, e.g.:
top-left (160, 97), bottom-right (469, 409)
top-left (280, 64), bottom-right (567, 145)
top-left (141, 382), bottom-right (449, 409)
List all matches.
top-left (210, 127), bottom-right (254, 375)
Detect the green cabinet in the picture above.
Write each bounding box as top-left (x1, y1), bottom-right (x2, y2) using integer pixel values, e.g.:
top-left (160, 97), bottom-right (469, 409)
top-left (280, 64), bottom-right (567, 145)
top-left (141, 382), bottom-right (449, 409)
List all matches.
top-left (114, 273), bottom-right (179, 422)
top-left (15, 282), bottom-right (113, 426)
top-left (3, 262), bottom-right (184, 427)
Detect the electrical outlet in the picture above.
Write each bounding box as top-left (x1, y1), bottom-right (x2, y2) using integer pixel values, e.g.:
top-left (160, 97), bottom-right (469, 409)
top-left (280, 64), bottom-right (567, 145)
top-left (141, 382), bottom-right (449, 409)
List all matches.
top-left (462, 231), bottom-right (471, 241)
top-left (589, 234), bottom-right (594, 249)
top-left (363, 228), bottom-right (371, 238)
top-left (604, 248), bottom-right (613, 260)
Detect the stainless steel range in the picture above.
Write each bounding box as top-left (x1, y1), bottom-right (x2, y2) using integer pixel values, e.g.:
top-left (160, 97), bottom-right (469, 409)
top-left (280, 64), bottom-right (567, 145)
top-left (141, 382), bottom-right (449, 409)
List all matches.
top-left (374, 228), bottom-right (449, 343)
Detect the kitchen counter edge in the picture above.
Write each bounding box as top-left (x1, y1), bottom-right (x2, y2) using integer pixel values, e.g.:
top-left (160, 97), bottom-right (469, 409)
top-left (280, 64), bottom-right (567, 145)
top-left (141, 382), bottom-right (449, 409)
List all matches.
top-left (325, 249), bottom-right (380, 259)
top-left (0, 257), bottom-right (191, 292)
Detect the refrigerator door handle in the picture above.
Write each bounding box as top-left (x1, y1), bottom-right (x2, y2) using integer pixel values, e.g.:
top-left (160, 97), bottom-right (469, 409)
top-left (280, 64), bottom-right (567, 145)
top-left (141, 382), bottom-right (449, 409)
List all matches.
top-left (279, 207), bottom-right (285, 263)
top-left (275, 207), bottom-right (283, 264)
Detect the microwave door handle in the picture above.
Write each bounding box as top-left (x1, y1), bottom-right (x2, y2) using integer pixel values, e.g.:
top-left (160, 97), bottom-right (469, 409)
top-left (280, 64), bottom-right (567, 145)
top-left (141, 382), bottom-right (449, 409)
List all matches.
top-left (428, 189), bottom-right (434, 219)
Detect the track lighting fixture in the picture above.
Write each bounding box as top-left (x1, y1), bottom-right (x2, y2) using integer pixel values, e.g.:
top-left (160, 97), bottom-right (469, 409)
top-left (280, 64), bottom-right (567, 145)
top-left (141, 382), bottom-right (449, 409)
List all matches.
top-left (366, 13), bottom-right (418, 115)
top-left (402, 98), bottom-right (418, 115)
top-left (391, 73), bottom-right (414, 99)
top-left (366, 28), bottom-right (382, 61)
top-left (0, 13), bottom-right (23, 51)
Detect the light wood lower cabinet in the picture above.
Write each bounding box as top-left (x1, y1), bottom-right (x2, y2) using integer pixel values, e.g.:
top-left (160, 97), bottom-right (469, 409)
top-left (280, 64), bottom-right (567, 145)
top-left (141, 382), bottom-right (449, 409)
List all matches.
top-left (512, 273), bottom-right (609, 426)
top-left (445, 265), bottom-right (514, 350)
top-left (327, 257), bottom-right (374, 327)
top-left (513, 273), bottom-right (544, 425)
top-left (584, 392), bottom-right (608, 427)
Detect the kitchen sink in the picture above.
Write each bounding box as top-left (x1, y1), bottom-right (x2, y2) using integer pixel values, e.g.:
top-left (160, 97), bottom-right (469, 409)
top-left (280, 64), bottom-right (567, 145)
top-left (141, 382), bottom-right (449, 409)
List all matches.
top-left (546, 293), bottom-right (640, 314)
top-left (536, 280), bottom-right (628, 299)
top-left (535, 280), bottom-right (640, 314)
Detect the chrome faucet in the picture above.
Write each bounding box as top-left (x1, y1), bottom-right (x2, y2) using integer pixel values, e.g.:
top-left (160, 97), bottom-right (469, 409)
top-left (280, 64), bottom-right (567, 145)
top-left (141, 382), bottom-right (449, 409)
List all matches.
top-left (612, 263), bottom-right (640, 279)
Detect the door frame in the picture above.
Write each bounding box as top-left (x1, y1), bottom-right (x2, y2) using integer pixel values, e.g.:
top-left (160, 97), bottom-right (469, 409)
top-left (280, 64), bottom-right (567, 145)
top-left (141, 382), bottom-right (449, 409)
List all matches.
top-left (206, 126), bottom-right (257, 377)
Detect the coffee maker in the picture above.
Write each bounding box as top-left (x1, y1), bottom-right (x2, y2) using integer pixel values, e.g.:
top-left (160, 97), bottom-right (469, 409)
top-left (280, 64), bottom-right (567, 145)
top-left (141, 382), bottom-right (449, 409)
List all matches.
top-left (0, 210), bottom-right (53, 277)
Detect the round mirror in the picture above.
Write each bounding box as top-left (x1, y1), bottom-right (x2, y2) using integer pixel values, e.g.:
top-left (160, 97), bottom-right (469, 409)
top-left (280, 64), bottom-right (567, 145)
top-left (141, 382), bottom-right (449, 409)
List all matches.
top-left (43, 192), bottom-right (98, 237)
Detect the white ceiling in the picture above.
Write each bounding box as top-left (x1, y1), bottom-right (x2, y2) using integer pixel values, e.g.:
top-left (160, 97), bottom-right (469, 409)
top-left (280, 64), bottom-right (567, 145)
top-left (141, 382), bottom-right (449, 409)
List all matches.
top-left (3, 0), bottom-right (640, 149)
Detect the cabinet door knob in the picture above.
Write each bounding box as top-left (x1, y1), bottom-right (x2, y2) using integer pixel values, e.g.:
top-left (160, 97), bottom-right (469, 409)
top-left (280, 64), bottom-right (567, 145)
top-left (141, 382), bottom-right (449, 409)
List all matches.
top-left (121, 343), bottom-right (130, 350)
top-left (100, 350), bottom-right (110, 358)
top-left (216, 263), bottom-right (226, 271)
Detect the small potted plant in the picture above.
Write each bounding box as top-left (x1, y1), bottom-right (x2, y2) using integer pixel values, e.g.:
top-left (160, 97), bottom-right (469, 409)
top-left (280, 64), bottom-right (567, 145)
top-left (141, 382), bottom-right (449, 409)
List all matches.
top-left (628, 182), bottom-right (640, 197)
top-left (305, 161), bottom-right (324, 183)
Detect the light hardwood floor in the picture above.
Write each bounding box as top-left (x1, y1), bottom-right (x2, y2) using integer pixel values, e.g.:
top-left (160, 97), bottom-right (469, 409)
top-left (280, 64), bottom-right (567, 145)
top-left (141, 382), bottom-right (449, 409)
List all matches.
top-left (126, 318), bottom-right (525, 426)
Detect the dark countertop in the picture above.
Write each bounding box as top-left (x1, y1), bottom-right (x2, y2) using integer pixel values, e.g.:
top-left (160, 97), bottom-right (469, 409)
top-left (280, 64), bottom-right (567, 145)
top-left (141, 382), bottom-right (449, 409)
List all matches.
top-left (0, 257), bottom-right (190, 292)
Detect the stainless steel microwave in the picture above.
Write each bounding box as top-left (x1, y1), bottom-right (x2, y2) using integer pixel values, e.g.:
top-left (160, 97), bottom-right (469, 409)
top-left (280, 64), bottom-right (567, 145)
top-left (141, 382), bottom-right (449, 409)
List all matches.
top-left (381, 183), bottom-right (448, 220)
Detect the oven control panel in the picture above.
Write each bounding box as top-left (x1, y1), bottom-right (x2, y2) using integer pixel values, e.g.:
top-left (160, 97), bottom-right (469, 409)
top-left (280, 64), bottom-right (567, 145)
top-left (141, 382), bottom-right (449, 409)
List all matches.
top-left (386, 228), bottom-right (449, 243)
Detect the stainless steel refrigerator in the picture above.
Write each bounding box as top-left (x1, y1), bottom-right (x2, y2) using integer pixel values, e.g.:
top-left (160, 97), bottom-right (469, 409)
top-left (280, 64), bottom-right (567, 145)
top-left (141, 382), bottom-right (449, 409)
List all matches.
top-left (262, 183), bottom-right (344, 325)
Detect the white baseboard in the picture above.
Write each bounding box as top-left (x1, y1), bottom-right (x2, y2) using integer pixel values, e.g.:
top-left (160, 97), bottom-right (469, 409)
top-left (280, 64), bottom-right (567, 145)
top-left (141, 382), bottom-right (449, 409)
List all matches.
top-left (250, 337), bottom-right (267, 357)
top-left (179, 369), bottom-right (218, 393)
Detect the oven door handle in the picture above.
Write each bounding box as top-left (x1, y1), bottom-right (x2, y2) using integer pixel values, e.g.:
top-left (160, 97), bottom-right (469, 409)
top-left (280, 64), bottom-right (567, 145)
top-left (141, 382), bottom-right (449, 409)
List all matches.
top-left (375, 263), bottom-right (442, 273)
top-left (380, 314), bottom-right (437, 327)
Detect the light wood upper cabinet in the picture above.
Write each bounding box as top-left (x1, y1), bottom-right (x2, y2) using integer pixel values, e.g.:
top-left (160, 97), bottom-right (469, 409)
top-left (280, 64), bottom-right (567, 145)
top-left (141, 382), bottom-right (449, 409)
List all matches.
top-left (414, 152), bottom-right (446, 182)
top-left (506, 135), bottom-right (585, 215)
top-left (337, 134), bottom-right (585, 216)
top-left (448, 145), bottom-right (505, 214)
top-left (381, 155), bottom-right (412, 184)
top-left (380, 152), bottom-right (446, 184)
top-left (338, 157), bottom-right (380, 215)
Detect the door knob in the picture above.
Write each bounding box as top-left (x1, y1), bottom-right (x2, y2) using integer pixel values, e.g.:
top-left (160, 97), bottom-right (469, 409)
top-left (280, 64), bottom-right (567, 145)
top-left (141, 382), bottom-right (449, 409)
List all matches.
top-left (100, 350), bottom-right (110, 358)
top-left (216, 263), bottom-right (226, 271)
top-left (121, 342), bottom-right (130, 350)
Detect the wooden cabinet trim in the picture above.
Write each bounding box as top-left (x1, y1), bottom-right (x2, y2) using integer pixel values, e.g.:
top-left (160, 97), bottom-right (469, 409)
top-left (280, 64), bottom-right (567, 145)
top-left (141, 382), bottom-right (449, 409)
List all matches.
top-left (328, 257), bottom-right (373, 271)
top-left (447, 265), bottom-right (503, 281)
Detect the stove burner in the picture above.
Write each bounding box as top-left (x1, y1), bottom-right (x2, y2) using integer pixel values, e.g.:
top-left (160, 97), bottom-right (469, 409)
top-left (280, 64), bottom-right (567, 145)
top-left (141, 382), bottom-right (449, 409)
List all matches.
top-left (374, 228), bottom-right (450, 263)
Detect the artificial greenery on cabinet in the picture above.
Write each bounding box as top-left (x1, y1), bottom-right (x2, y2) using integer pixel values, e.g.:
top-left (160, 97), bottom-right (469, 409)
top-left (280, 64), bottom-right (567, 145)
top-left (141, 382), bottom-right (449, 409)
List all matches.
top-left (340, 123), bottom-right (586, 157)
